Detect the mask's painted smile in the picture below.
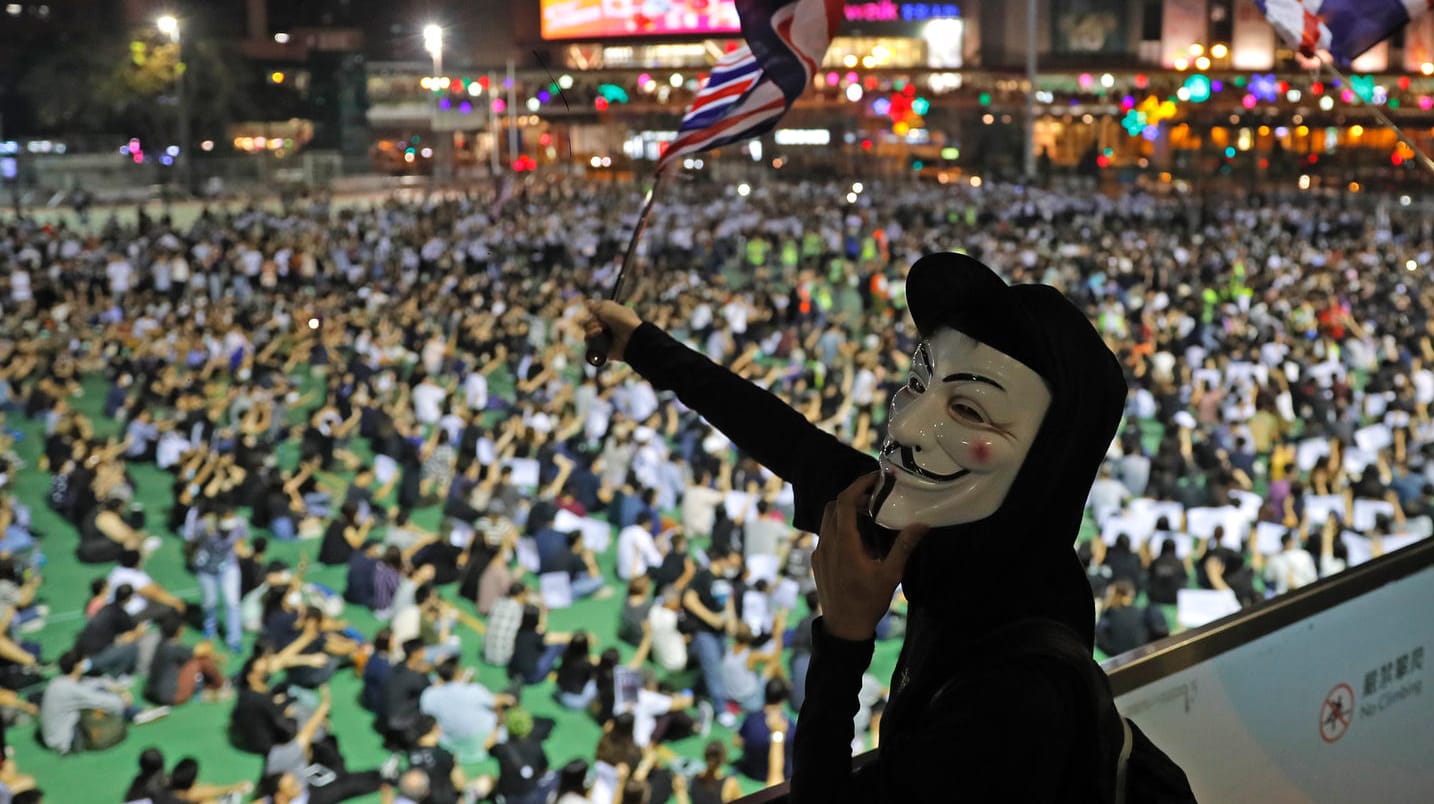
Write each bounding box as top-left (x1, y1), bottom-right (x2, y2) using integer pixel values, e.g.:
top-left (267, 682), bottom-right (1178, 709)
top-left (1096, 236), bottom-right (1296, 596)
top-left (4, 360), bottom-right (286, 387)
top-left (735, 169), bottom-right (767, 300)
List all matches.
top-left (881, 441), bottom-right (970, 484)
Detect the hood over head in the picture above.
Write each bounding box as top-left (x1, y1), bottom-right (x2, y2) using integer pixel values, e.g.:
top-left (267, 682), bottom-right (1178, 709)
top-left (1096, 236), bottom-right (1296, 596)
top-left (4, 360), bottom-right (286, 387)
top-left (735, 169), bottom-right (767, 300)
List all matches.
top-left (895, 252), bottom-right (1126, 646)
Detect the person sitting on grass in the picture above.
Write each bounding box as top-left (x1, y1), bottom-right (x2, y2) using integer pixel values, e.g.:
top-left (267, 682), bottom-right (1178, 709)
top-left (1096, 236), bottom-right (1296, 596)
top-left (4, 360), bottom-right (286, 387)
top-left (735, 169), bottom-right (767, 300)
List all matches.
top-left (418, 656), bottom-right (513, 763)
top-left (162, 756), bottom-right (253, 804)
top-left (39, 648), bottom-right (167, 755)
top-left (73, 582), bottom-right (145, 678)
top-left (507, 603), bottom-right (573, 687)
top-left (229, 637), bottom-right (331, 756)
top-left (259, 686), bottom-right (388, 804)
top-left (144, 613), bottom-right (232, 707)
top-left (483, 707), bottom-right (555, 804)
top-left (687, 741), bottom-right (743, 804)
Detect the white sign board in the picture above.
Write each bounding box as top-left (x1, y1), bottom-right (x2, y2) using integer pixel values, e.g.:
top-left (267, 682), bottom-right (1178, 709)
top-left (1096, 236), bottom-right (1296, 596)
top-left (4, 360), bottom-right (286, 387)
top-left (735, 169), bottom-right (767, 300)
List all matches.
top-left (1113, 562), bottom-right (1434, 803)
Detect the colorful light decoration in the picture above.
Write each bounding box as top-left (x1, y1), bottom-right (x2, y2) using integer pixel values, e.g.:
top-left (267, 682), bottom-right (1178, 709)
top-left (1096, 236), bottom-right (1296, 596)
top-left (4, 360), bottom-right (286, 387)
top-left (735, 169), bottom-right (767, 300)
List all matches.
top-left (1349, 74), bottom-right (1376, 103)
top-left (1249, 74), bottom-right (1279, 103)
top-left (597, 84), bottom-right (630, 103)
top-left (1184, 74), bottom-right (1212, 103)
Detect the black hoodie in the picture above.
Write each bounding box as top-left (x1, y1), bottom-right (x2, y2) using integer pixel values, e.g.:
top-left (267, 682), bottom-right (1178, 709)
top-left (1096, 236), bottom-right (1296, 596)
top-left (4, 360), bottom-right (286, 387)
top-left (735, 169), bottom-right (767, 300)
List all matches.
top-left (624, 253), bottom-right (1153, 802)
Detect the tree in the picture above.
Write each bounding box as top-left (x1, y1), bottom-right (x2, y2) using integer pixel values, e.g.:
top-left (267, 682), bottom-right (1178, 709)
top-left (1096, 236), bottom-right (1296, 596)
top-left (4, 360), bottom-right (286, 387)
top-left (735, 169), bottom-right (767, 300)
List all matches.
top-left (20, 32), bottom-right (256, 148)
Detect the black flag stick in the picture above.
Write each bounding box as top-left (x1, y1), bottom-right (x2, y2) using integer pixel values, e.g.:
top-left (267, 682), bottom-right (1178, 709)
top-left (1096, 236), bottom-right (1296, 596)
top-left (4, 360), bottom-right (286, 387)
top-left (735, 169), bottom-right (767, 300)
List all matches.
top-left (586, 170), bottom-right (669, 367)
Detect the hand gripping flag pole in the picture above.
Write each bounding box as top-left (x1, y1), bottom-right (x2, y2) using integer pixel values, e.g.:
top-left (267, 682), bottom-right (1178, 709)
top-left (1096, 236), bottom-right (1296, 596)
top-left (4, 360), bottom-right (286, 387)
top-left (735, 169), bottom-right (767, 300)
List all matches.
top-left (585, 172), bottom-right (668, 368)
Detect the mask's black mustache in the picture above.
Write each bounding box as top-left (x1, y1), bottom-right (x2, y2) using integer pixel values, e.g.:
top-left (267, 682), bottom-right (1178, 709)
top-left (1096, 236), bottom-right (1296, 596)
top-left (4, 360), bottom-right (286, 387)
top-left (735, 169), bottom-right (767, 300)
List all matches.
top-left (871, 470), bottom-right (897, 518)
top-left (887, 443), bottom-right (969, 483)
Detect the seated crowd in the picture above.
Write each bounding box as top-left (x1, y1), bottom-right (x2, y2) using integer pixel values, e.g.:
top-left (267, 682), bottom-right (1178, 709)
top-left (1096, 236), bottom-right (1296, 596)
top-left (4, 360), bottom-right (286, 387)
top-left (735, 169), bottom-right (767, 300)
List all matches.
top-left (0, 176), bottom-right (1429, 803)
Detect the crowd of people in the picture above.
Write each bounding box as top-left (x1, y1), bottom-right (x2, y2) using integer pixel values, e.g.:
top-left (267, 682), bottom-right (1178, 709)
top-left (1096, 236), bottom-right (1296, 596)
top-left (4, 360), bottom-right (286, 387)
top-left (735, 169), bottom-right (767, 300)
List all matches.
top-left (0, 173), bottom-right (1428, 803)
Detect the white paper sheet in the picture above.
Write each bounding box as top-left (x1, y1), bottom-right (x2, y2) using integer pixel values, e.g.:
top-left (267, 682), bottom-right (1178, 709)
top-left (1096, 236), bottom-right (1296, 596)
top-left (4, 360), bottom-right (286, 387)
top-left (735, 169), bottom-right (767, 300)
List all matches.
top-left (724, 491), bottom-right (757, 522)
top-left (1343, 447), bottom-right (1377, 476)
top-left (515, 537), bottom-right (540, 574)
top-left (1128, 498), bottom-right (1186, 532)
top-left (554, 509), bottom-right (613, 553)
top-left (772, 577), bottom-right (801, 612)
top-left (1255, 522), bottom-right (1288, 555)
top-left (1176, 588), bottom-right (1242, 629)
top-left (1187, 506), bottom-right (1245, 545)
top-left (1102, 515), bottom-right (1156, 549)
top-left (1146, 531), bottom-right (1194, 559)
top-left (1230, 490), bottom-right (1263, 522)
top-left (746, 554), bottom-right (780, 585)
top-left (1352, 498), bottom-right (1397, 532)
top-left (590, 762), bottom-right (621, 804)
top-left (1296, 438), bottom-right (1331, 473)
top-left (1343, 532), bottom-right (1373, 567)
top-left (504, 457), bottom-right (541, 489)
top-left (1303, 494), bottom-right (1346, 528)
top-left (1354, 424), bottom-right (1394, 454)
top-left (539, 571), bottom-right (574, 610)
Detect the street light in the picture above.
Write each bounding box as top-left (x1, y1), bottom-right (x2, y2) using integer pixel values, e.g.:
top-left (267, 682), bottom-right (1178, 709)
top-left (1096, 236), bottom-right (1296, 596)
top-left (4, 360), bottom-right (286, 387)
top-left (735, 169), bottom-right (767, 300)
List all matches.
top-left (422, 24), bottom-right (446, 184)
top-left (422, 24), bottom-right (443, 63)
top-left (156, 14), bottom-right (191, 195)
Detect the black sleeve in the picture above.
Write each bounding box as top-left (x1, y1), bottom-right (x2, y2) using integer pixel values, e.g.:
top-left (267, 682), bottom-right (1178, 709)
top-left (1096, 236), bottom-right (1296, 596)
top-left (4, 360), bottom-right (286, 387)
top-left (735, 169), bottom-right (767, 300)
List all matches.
top-left (790, 617), bottom-right (882, 804)
top-left (624, 323), bottom-right (877, 531)
top-left (795, 629), bottom-right (1083, 803)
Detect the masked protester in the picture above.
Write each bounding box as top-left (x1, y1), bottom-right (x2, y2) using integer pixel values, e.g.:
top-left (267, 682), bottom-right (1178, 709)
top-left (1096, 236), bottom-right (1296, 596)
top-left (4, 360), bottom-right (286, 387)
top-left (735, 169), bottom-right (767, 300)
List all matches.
top-left (585, 253), bottom-right (1194, 802)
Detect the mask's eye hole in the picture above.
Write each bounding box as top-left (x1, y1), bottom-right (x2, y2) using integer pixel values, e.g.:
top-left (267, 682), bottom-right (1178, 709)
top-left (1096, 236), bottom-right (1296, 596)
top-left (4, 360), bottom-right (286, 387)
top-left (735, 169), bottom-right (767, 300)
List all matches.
top-left (950, 401), bottom-right (986, 422)
top-left (907, 375), bottom-right (925, 394)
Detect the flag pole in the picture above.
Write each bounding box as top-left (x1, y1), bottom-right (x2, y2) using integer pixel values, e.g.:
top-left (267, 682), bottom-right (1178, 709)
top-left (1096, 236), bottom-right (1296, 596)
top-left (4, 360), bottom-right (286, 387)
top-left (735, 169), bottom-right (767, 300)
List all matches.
top-left (1321, 58), bottom-right (1434, 175)
top-left (585, 168), bottom-right (671, 367)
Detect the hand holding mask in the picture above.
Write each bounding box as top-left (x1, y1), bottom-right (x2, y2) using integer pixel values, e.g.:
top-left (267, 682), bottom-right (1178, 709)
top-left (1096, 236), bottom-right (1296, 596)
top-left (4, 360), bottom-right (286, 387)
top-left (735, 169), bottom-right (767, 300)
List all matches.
top-left (815, 472), bottom-right (928, 642)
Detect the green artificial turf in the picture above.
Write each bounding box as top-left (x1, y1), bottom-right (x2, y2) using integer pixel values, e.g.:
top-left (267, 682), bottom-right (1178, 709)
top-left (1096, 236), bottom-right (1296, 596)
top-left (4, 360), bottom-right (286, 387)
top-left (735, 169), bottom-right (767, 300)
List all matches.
top-left (8, 369), bottom-right (908, 804)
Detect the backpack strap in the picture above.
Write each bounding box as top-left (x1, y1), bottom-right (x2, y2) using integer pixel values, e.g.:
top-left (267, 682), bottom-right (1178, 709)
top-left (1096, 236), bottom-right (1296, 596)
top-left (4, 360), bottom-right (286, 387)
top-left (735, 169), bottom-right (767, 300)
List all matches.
top-left (1115, 714), bottom-right (1133, 804)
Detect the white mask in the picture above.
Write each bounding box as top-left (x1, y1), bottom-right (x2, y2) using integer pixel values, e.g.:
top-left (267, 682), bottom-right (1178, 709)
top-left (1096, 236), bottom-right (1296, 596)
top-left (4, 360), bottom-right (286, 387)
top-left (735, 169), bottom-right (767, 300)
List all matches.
top-left (870, 327), bottom-right (1051, 530)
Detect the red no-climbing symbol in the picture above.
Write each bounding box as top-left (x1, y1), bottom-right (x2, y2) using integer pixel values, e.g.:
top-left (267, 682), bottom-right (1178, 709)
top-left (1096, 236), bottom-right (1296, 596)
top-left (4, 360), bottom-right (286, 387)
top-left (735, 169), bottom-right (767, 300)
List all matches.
top-left (1320, 683), bottom-right (1355, 744)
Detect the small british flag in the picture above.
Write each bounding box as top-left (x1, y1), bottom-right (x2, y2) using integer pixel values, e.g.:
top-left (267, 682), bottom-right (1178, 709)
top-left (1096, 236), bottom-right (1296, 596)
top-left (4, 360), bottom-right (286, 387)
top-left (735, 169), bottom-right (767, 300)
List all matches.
top-left (1257, 0), bottom-right (1429, 66)
top-left (658, 0), bottom-right (843, 171)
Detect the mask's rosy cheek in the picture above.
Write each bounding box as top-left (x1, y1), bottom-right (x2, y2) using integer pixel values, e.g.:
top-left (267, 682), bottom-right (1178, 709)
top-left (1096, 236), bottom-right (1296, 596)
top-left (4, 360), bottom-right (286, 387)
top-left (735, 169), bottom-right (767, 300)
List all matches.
top-left (967, 439), bottom-right (996, 467)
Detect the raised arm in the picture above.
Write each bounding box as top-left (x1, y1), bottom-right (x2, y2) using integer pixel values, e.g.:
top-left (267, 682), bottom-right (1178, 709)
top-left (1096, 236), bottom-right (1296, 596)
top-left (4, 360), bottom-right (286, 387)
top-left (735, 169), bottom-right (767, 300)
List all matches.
top-left (585, 304), bottom-right (876, 530)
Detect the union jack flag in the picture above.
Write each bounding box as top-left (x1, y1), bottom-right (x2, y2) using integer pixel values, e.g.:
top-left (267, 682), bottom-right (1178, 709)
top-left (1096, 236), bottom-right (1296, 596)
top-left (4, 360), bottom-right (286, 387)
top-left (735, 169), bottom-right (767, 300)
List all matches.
top-left (1257, 0), bottom-right (1429, 66)
top-left (658, 0), bottom-right (842, 171)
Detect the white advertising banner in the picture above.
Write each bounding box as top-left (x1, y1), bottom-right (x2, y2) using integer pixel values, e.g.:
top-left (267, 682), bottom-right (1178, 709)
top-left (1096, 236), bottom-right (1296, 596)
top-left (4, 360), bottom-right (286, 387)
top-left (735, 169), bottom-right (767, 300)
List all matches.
top-left (1161, 0), bottom-right (1208, 67)
top-left (1113, 564), bottom-right (1434, 802)
top-left (1229, 0), bottom-right (1274, 70)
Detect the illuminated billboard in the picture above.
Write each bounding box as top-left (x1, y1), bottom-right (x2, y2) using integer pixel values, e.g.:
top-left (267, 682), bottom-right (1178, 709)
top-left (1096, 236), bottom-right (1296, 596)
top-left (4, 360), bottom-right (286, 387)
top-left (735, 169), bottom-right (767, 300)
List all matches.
top-left (541, 0), bottom-right (741, 40)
